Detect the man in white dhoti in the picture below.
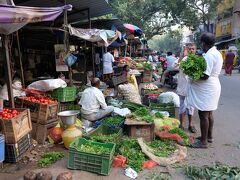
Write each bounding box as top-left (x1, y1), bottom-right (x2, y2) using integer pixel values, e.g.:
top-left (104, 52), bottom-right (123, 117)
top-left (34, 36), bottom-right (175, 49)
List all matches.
top-left (187, 33), bottom-right (223, 148)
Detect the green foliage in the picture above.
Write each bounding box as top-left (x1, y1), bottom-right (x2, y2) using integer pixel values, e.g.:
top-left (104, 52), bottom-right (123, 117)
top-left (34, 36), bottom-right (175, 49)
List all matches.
top-left (148, 30), bottom-right (183, 53)
top-left (169, 127), bottom-right (190, 145)
top-left (102, 116), bottom-right (124, 126)
top-left (132, 107), bottom-right (154, 123)
top-left (38, 152), bottom-right (64, 167)
top-left (185, 162), bottom-right (240, 179)
top-left (120, 139), bottom-right (146, 172)
top-left (146, 140), bottom-right (176, 157)
top-left (180, 53), bottom-right (207, 80)
top-left (74, 142), bottom-right (111, 155)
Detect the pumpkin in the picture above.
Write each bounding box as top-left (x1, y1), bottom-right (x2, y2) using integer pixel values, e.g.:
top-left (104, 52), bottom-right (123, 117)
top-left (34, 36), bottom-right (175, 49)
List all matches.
top-left (49, 127), bottom-right (64, 144)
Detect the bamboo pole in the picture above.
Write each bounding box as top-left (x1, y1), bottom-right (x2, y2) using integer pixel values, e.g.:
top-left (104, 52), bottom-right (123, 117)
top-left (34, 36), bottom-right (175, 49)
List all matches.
top-left (16, 31), bottom-right (25, 88)
top-left (3, 35), bottom-right (14, 108)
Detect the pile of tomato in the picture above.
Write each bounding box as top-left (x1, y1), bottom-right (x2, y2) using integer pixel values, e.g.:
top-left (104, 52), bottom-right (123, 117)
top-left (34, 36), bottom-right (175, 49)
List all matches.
top-left (0, 109), bottom-right (20, 120)
top-left (20, 96), bottom-right (57, 105)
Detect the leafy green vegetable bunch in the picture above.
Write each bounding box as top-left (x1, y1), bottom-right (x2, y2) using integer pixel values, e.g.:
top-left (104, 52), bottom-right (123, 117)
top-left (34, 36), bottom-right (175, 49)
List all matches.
top-left (133, 107), bottom-right (154, 123)
top-left (180, 53), bottom-right (206, 80)
top-left (119, 139), bottom-right (146, 172)
top-left (90, 133), bottom-right (117, 143)
top-left (38, 151), bottom-right (64, 167)
top-left (185, 162), bottom-right (240, 179)
top-left (102, 116), bottom-right (124, 126)
top-left (147, 140), bottom-right (176, 157)
top-left (169, 127), bottom-right (190, 145)
top-left (75, 142), bottom-right (111, 155)
top-left (143, 62), bottom-right (153, 71)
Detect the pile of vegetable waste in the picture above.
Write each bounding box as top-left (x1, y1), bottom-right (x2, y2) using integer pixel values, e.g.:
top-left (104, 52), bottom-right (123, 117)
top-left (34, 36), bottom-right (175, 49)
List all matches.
top-left (180, 53), bottom-right (206, 80)
top-left (74, 142), bottom-right (111, 155)
top-left (185, 162), bottom-right (240, 179)
top-left (146, 140), bottom-right (176, 157)
top-left (38, 152), bottom-right (64, 167)
top-left (119, 139), bottom-right (146, 172)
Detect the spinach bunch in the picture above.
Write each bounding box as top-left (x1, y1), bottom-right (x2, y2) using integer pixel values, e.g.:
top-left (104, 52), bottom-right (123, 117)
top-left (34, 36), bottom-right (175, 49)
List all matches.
top-left (120, 139), bottom-right (146, 172)
top-left (180, 53), bottom-right (206, 80)
top-left (38, 151), bottom-right (64, 167)
top-left (147, 140), bottom-right (176, 157)
top-left (102, 116), bottom-right (124, 126)
top-left (133, 107), bottom-right (154, 123)
top-left (169, 127), bottom-right (190, 145)
top-left (75, 142), bottom-right (111, 155)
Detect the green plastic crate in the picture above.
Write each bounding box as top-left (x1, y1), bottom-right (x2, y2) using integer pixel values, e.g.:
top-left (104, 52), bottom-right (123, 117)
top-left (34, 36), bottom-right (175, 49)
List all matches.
top-left (85, 125), bottom-right (122, 143)
top-left (51, 87), bottom-right (77, 102)
top-left (68, 138), bottom-right (116, 175)
top-left (150, 102), bottom-right (175, 117)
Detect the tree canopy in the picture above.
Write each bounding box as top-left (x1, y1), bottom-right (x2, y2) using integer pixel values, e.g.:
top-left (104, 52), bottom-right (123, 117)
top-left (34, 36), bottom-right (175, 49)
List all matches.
top-left (109, 0), bottom-right (220, 39)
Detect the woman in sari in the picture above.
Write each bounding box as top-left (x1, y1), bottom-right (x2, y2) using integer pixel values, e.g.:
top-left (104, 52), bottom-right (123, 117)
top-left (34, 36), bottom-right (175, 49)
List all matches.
top-left (225, 48), bottom-right (235, 76)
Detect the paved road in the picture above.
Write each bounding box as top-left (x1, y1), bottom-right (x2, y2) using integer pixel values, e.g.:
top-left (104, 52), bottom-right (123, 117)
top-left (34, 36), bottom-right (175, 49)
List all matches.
top-left (185, 70), bottom-right (240, 167)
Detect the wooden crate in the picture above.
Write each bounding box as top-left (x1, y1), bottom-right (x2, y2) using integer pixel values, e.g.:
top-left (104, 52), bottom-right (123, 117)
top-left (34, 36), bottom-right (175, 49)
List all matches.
top-left (16, 98), bottom-right (59, 125)
top-left (125, 118), bottom-right (155, 141)
top-left (0, 108), bottom-right (32, 144)
top-left (31, 119), bottom-right (59, 144)
top-left (143, 71), bottom-right (153, 83)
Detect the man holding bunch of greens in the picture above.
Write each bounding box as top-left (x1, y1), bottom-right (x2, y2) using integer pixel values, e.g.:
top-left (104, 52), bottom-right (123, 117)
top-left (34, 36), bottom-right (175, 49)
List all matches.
top-left (187, 33), bottom-right (223, 148)
top-left (177, 43), bottom-right (197, 133)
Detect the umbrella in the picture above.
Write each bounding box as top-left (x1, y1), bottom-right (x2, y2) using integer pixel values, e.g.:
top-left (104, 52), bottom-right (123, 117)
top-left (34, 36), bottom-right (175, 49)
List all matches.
top-left (124, 23), bottom-right (143, 36)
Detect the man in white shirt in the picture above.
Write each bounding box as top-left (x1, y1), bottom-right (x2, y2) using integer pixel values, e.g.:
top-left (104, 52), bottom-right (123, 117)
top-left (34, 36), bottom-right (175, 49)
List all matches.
top-left (79, 78), bottom-right (114, 125)
top-left (160, 52), bottom-right (178, 84)
top-left (177, 43), bottom-right (196, 133)
top-left (103, 50), bottom-right (115, 81)
top-left (187, 33), bottom-right (223, 148)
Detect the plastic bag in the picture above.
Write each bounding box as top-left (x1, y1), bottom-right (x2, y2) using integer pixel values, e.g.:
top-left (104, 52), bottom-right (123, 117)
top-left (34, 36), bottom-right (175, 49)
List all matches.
top-left (158, 92), bottom-right (180, 107)
top-left (27, 79), bottom-right (67, 92)
top-left (113, 155), bottom-right (127, 168)
top-left (125, 167), bottom-right (138, 179)
top-left (64, 53), bottom-right (77, 67)
top-left (143, 160), bottom-right (158, 169)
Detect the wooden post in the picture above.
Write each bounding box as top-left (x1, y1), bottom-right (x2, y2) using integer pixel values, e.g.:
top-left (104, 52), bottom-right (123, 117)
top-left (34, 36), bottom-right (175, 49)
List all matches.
top-left (3, 35), bottom-right (14, 108)
top-left (16, 31), bottom-right (25, 88)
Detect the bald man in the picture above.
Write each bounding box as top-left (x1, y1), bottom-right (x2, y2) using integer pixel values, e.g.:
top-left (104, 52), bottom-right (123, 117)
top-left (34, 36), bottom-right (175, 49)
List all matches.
top-left (79, 78), bottom-right (114, 126)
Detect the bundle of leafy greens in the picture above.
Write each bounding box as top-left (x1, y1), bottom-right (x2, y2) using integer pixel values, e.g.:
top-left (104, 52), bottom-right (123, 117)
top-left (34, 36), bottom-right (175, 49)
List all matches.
top-left (102, 116), bottom-right (124, 126)
top-left (169, 127), bottom-right (190, 145)
top-left (146, 140), bottom-right (176, 157)
top-left (38, 151), bottom-right (64, 167)
top-left (119, 139), bottom-right (146, 172)
top-left (131, 107), bottom-right (154, 123)
top-left (143, 62), bottom-right (153, 71)
top-left (180, 53), bottom-right (206, 80)
top-left (74, 142), bottom-right (111, 155)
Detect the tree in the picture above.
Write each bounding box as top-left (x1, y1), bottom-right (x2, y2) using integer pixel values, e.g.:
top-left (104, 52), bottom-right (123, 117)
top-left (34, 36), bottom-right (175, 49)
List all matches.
top-left (148, 30), bottom-right (183, 54)
top-left (109, 0), bottom-right (176, 39)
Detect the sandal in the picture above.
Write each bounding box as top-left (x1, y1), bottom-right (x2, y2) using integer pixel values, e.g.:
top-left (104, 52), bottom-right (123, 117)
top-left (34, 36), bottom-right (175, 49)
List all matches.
top-left (190, 140), bottom-right (208, 149)
top-left (196, 136), bottom-right (214, 143)
top-left (188, 126), bottom-right (197, 133)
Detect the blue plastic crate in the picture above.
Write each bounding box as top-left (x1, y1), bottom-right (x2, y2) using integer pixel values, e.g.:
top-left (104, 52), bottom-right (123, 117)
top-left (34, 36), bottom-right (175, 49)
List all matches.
top-left (0, 134), bottom-right (5, 163)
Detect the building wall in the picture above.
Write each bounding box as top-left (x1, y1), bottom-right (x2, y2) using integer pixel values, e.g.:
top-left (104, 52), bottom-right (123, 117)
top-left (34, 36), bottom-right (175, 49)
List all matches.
top-left (232, 0), bottom-right (240, 37)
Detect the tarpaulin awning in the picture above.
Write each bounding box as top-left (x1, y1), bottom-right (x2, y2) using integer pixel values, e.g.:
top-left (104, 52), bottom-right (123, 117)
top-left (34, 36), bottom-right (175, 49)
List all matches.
top-left (124, 23), bottom-right (143, 37)
top-left (0, 4), bottom-right (72, 35)
top-left (68, 25), bottom-right (121, 47)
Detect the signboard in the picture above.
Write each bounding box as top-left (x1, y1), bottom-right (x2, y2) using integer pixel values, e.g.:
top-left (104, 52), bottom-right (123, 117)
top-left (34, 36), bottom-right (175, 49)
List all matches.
top-left (54, 44), bottom-right (68, 72)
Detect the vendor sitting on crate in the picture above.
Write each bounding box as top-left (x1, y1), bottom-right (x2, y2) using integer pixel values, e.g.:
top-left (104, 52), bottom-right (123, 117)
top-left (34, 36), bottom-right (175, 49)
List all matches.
top-left (79, 78), bottom-right (114, 126)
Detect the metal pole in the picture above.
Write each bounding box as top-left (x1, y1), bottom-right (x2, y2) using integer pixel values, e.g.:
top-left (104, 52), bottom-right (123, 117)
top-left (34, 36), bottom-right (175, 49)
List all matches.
top-left (3, 35), bottom-right (14, 108)
top-left (16, 31), bottom-right (25, 88)
top-left (92, 43), bottom-right (95, 77)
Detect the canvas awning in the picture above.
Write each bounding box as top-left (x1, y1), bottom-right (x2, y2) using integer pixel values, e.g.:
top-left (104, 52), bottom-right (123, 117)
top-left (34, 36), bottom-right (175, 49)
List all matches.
top-left (68, 25), bottom-right (121, 47)
top-left (0, 4), bottom-right (72, 34)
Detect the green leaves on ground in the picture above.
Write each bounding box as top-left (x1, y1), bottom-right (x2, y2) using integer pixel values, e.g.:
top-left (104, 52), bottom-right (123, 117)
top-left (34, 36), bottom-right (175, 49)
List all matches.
top-left (180, 53), bottom-right (207, 80)
top-left (119, 139), bottom-right (146, 172)
top-left (38, 151), bottom-right (64, 167)
top-left (147, 140), bottom-right (176, 157)
top-left (185, 162), bottom-right (240, 180)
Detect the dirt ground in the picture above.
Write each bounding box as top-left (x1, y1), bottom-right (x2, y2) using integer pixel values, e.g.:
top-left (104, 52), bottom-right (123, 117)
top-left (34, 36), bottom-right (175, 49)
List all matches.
top-left (1, 70), bottom-right (240, 180)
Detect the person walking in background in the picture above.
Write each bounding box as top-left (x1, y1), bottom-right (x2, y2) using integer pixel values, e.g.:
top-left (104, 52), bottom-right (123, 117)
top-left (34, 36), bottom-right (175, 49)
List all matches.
top-left (224, 48), bottom-right (235, 76)
top-left (103, 49), bottom-right (115, 81)
top-left (187, 33), bottom-right (223, 148)
top-left (177, 43), bottom-right (197, 133)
